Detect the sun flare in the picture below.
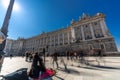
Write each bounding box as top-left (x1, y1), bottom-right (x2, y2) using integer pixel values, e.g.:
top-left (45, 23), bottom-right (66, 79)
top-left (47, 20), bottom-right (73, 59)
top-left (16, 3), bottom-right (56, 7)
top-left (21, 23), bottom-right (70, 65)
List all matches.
top-left (1, 0), bottom-right (20, 12)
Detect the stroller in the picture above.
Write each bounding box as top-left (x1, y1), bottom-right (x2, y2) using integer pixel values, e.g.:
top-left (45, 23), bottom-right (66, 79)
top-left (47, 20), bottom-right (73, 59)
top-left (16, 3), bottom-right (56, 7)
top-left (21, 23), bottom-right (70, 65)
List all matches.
top-left (0, 68), bottom-right (29, 80)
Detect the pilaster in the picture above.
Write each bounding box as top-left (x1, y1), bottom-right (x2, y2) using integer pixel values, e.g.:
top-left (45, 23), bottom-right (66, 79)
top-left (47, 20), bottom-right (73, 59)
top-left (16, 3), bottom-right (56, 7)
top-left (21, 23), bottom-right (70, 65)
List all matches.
top-left (81, 26), bottom-right (85, 41)
top-left (100, 20), bottom-right (107, 37)
top-left (89, 23), bottom-right (95, 39)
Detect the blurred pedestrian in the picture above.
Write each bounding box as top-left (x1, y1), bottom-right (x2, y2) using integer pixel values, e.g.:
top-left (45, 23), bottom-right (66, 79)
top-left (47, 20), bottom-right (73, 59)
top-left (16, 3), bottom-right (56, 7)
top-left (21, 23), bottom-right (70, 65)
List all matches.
top-left (66, 51), bottom-right (70, 60)
top-left (25, 51), bottom-right (29, 62)
top-left (10, 54), bottom-right (13, 59)
top-left (29, 52), bottom-right (33, 62)
top-left (52, 52), bottom-right (59, 69)
top-left (28, 52), bottom-right (46, 79)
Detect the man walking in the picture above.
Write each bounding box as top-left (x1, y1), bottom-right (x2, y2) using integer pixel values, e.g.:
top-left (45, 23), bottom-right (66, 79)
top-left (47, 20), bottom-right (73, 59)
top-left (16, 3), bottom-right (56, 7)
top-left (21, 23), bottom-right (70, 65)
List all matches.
top-left (52, 52), bottom-right (59, 69)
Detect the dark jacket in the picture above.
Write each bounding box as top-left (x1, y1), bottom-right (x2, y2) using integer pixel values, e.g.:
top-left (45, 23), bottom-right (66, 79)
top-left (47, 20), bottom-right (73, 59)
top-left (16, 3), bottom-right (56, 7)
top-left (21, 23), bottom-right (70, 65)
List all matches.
top-left (32, 53), bottom-right (46, 72)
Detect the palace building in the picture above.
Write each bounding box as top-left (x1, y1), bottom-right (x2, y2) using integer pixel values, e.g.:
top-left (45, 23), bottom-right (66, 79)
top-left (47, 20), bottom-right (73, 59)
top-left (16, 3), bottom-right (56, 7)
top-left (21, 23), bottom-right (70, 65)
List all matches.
top-left (4, 13), bottom-right (118, 56)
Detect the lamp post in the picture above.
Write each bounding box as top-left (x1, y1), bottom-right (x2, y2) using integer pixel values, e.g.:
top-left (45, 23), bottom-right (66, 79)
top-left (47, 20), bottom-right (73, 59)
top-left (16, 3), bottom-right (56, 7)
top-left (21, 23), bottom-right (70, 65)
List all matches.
top-left (0, 0), bottom-right (15, 72)
top-left (0, 32), bottom-right (6, 72)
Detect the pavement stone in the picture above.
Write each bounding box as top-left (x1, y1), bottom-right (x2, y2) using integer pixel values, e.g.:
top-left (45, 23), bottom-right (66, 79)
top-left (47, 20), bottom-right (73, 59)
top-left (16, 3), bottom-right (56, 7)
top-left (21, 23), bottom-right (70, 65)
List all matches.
top-left (0, 57), bottom-right (120, 80)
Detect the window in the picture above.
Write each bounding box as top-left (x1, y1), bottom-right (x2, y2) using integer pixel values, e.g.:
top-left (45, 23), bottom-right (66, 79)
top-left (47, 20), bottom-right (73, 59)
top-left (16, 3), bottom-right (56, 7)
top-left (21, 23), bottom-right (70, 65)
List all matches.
top-left (95, 33), bottom-right (104, 38)
top-left (100, 44), bottom-right (104, 49)
top-left (85, 35), bottom-right (92, 40)
top-left (60, 43), bottom-right (62, 45)
top-left (94, 22), bottom-right (98, 25)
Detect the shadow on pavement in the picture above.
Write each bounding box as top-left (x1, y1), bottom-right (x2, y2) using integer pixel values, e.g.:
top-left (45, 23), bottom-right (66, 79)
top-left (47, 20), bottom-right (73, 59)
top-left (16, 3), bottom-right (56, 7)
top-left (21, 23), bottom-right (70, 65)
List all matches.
top-left (104, 61), bottom-right (120, 63)
top-left (57, 67), bottom-right (101, 77)
top-left (54, 75), bottom-right (64, 80)
top-left (78, 60), bottom-right (120, 70)
top-left (57, 67), bottom-right (80, 75)
top-left (80, 66), bottom-right (108, 71)
top-left (90, 65), bottom-right (120, 70)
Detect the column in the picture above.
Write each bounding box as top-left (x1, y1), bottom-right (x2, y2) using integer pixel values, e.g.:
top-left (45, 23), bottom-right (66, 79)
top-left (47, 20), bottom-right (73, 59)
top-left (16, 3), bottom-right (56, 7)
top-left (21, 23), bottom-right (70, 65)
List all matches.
top-left (39, 39), bottom-right (41, 47)
top-left (54, 36), bottom-right (55, 47)
top-left (62, 33), bottom-right (64, 45)
top-left (100, 20), bottom-right (107, 37)
top-left (1, 0), bottom-right (15, 36)
top-left (71, 27), bottom-right (75, 42)
top-left (81, 26), bottom-right (85, 41)
top-left (50, 35), bottom-right (52, 46)
top-left (89, 23), bottom-right (95, 39)
top-left (46, 37), bottom-right (47, 45)
top-left (43, 38), bottom-right (44, 46)
top-left (58, 33), bottom-right (60, 45)
top-left (67, 31), bottom-right (70, 44)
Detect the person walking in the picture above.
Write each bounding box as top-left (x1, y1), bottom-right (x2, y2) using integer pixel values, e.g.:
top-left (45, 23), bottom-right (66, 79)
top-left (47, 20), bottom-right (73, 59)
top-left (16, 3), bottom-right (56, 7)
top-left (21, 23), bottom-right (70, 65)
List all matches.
top-left (52, 52), bottom-right (59, 69)
top-left (10, 54), bottom-right (13, 59)
top-left (28, 52), bottom-right (46, 79)
top-left (79, 51), bottom-right (85, 64)
top-left (29, 52), bottom-right (33, 62)
top-left (66, 51), bottom-right (70, 60)
top-left (25, 51), bottom-right (29, 62)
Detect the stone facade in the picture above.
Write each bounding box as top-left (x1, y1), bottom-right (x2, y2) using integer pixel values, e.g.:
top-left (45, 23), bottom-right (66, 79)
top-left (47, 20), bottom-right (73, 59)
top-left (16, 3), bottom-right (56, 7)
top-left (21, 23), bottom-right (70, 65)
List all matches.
top-left (4, 13), bottom-right (118, 56)
top-left (4, 39), bottom-right (13, 56)
top-left (4, 38), bottom-right (24, 56)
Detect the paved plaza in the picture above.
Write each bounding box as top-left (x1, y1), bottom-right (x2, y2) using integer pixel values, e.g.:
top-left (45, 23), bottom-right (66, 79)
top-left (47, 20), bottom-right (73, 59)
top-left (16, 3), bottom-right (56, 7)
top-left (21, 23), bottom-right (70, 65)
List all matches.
top-left (0, 57), bottom-right (120, 80)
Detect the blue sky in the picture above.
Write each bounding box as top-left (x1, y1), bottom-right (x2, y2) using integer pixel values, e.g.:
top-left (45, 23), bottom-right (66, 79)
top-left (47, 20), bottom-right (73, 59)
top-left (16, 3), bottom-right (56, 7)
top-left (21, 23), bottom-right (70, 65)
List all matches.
top-left (0, 0), bottom-right (120, 51)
